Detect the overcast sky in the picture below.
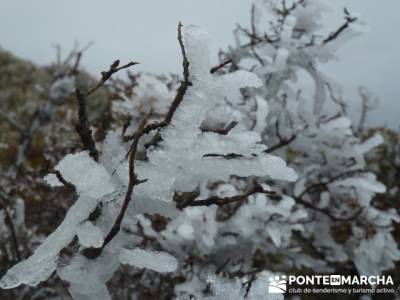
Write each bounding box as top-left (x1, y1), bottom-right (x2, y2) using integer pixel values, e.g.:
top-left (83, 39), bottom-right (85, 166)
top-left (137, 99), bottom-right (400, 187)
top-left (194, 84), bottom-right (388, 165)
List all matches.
top-left (0, 0), bottom-right (399, 128)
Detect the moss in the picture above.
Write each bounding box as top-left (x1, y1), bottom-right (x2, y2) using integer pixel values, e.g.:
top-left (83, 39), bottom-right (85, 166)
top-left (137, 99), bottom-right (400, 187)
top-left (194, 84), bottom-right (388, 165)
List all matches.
top-left (331, 223), bottom-right (352, 244)
top-left (0, 48), bottom-right (110, 168)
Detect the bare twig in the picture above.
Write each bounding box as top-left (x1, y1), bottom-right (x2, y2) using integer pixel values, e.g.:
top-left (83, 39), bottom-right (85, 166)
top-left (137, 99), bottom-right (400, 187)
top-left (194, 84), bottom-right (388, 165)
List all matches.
top-left (69, 42), bottom-right (94, 76)
top-left (163, 22), bottom-right (191, 125)
top-left (201, 121), bottom-right (238, 135)
top-left (85, 60), bottom-right (139, 97)
top-left (322, 8), bottom-right (357, 45)
top-left (75, 90), bottom-right (100, 161)
top-left (145, 22), bottom-right (191, 149)
top-left (203, 153), bottom-right (244, 159)
top-left (0, 194), bottom-right (21, 261)
top-left (264, 134), bottom-right (296, 153)
top-left (75, 59), bottom-right (138, 161)
top-left (215, 257), bottom-right (231, 274)
top-left (325, 82), bottom-right (347, 115)
top-left (264, 119), bottom-right (297, 153)
top-left (210, 59), bottom-right (233, 74)
top-left (121, 116), bottom-right (132, 137)
top-left (48, 170), bottom-right (76, 192)
top-left (243, 273), bottom-right (257, 298)
top-left (177, 185), bottom-right (280, 209)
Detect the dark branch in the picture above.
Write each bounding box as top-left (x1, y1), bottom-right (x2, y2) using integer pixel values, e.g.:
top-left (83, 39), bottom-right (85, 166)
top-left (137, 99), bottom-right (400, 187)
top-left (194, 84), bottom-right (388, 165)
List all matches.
top-left (201, 121), bottom-right (238, 135)
top-left (83, 111), bottom-right (150, 259)
top-left (163, 22), bottom-right (191, 125)
top-left (145, 22), bottom-right (191, 149)
top-left (264, 119), bottom-right (297, 153)
top-left (243, 273), bottom-right (257, 298)
top-left (0, 195), bottom-right (21, 261)
top-left (322, 8), bottom-right (357, 45)
top-left (216, 257), bottom-right (231, 274)
top-left (264, 134), bottom-right (296, 153)
top-left (48, 170), bottom-right (76, 192)
top-left (121, 116), bottom-right (132, 137)
top-left (85, 60), bottom-right (139, 97)
top-left (210, 59), bottom-right (233, 74)
top-left (203, 153), bottom-right (244, 160)
top-left (75, 90), bottom-right (100, 161)
top-left (75, 60), bottom-right (138, 161)
top-left (69, 42), bottom-right (93, 76)
top-left (177, 185), bottom-right (281, 209)
top-left (325, 82), bottom-right (347, 115)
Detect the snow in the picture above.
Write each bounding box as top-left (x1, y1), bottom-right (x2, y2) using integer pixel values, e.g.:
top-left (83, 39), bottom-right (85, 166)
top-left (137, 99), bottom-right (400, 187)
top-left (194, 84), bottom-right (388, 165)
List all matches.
top-left (355, 232), bottom-right (400, 277)
top-left (355, 133), bottom-right (384, 154)
top-left (0, 194), bottom-right (100, 288)
top-left (49, 76), bottom-right (75, 104)
top-left (205, 272), bottom-right (283, 300)
top-left (44, 151), bottom-right (115, 198)
top-left (119, 248), bottom-right (178, 273)
top-left (77, 221), bottom-right (104, 248)
top-left (1, 152), bottom-right (116, 289)
top-left (2, 6), bottom-right (395, 298)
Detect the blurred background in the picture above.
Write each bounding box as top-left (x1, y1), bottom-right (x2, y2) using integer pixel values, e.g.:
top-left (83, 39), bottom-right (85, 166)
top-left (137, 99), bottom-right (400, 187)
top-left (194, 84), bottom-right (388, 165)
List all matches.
top-left (0, 0), bottom-right (399, 127)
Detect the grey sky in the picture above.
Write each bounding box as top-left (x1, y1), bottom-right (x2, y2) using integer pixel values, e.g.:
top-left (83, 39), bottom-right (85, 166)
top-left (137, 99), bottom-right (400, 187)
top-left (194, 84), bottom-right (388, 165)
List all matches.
top-left (0, 0), bottom-right (399, 128)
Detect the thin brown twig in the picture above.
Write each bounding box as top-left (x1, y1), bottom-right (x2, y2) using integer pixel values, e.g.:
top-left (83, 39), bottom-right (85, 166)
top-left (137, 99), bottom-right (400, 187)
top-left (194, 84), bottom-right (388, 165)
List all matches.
top-left (145, 22), bottom-right (191, 149)
top-left (82, 24), bottom-right (193, 257)
top-left (85, 60), bottom-right (139, 97)
top-left (163, 22), bottom-right (191, 125)
top-left (75, 90), bottom-right (100, 161)
top-left (264, 119), bottom-right (297, 153)
top-left (210, 59), bottom-right (233, 74)
top-left (264, 134), bottom-right (296, 153)
top-left (201, 121), bottom-right (238, 135)
top-left (322, 8), bottom-right (357, 45)
top-left (69, 42), bottom-right (94, 76)
top-left (203, 153), bottom-right (244, 160)
top-left (75, 59), bottom-right (138, 161)
top-left (48, 170), bottom-right (76, 192)
top-left (177, 185), bottom-right (280, 209)
top-left (0, 195), bottom-right (21, 261)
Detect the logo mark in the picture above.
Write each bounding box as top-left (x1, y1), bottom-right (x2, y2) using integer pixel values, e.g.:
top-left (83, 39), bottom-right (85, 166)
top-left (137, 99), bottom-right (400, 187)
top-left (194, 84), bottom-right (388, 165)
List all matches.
top-left (330, 275), bottom-right (341, 285)
top-left (268, 275), bottom-right (287, 293)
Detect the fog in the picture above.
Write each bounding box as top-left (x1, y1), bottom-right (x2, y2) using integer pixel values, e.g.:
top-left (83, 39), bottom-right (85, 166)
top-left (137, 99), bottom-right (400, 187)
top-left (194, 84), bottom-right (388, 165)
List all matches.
top-left (0, 0), bottom-right (399, 127)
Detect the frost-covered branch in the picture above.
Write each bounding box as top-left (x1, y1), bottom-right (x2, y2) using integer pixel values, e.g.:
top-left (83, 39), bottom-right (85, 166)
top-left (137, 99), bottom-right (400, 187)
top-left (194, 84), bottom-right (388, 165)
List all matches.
top-left (357, 86), bottom-right (378, 134)
top-left (83, 112), bottom-right (151, 258)
top-left (176, 184), bottom-right (281, 209)
top-left (322, 8), bottom-right (358, 45)
top-left (75, 60), bottom-right (139, 161)
top-left (47, 170), bottom-right (76, 192)
top-left (210, 59), bottom-right (233, 74)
